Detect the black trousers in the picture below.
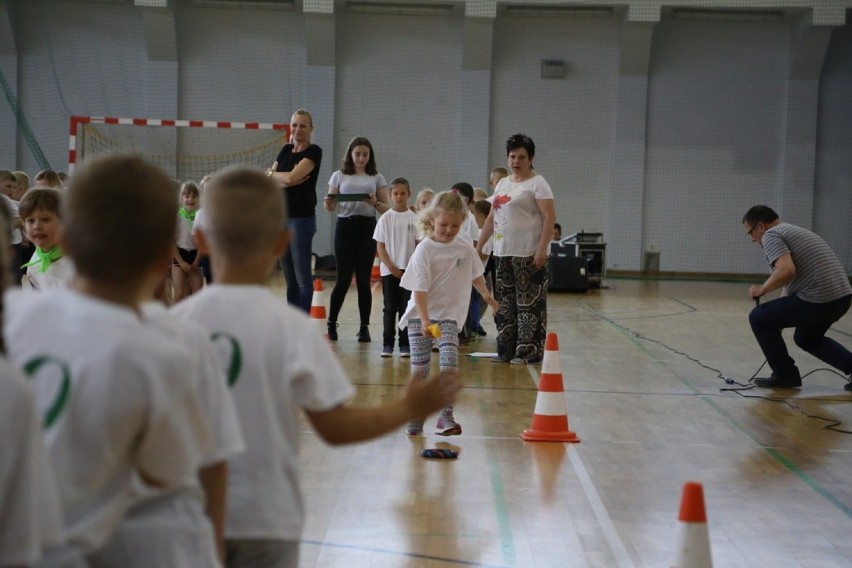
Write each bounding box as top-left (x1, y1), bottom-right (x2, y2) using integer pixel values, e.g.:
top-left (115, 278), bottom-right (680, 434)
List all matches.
top-left (382, 274), bottom-right (411, 348)
top-left (329, 216), bottom-right (377, 325)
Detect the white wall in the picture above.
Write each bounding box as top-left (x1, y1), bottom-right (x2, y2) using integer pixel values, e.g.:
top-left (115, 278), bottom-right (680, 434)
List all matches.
top-left (644, 20), bottom-right (791, 274)
top-left (491, 13), bottom-right (619, 240)
top-left (815, 24), bottom-right (852, 273)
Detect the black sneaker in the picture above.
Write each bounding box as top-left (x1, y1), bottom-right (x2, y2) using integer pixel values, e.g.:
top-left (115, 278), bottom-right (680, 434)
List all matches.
top-left (753, 374), bottom-right (802, 388)
top-left (845, 374), bottom-right (852, 392)
top-left (327, 321), bottom-right (338, 341)
top-left (357, 325), bottom-right (371, 343)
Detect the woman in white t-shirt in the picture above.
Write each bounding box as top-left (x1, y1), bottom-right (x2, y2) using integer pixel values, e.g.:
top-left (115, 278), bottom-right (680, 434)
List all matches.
top-left (323, 137), bottom-right (389, 342)
top-left (477, 134), bottom-right (556, 365)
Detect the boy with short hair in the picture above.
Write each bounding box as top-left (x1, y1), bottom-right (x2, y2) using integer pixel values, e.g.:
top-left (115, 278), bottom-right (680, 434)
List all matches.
top-left (171, 167), bottom-right (460, 568)
top-left (4, 154), bottom-right (214, 562)
top-left (373, 177), bottom-right (419, 357)
top-left (489, 167), bottom-right (508, 191)
top-left (19, 188), bottom-right (75, 290)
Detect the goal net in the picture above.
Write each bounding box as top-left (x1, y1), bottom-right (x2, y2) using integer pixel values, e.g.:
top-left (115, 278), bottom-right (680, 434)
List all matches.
top-left (69, 116), bottom-right (290, 182)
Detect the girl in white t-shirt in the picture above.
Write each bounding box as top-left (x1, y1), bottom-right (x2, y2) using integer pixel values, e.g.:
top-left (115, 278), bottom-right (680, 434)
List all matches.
top-left (399, 191), bottom-right (497, 436)
top-left (323, 137), bottom-right (389, 343)
top-left (171, 181), bottom-right (203, 303)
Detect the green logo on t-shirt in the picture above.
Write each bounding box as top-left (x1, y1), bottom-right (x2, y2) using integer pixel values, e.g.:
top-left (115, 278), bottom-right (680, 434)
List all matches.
top-left (22, 356), bottom-right (71, 429)
top-left (211, 332), bottom-right (243, 388)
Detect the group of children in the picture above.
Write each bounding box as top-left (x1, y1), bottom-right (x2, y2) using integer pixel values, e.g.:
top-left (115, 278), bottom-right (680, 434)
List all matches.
top-left (0, 155), bottom-right (461, 567)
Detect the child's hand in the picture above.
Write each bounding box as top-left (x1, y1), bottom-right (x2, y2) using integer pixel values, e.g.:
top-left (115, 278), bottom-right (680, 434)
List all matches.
top-left (390, 266), bottom-right (403, 279)
top-left (405, 369), bottom-right (461, 418)
top-left (485, 295), bottom-right (499, 314)
top-left (179, 261), bottom-right (191, 274)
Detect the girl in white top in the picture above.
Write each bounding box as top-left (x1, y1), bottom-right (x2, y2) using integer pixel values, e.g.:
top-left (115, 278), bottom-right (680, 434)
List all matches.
top-left (399, 191), bottom-right (497, 436)
top-left (478, 134), bottom-right (556, 365)
top-left (323, 137), bottom-right (389, 343)
top-left (172, 181), bottom-right (203, 303)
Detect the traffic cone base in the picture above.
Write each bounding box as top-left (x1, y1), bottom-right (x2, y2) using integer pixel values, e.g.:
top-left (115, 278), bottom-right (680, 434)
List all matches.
top-left (520, 332), bottom-right (579, 443)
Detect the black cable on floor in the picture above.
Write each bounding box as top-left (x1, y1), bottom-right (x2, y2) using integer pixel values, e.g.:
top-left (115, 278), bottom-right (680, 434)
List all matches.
top-left (577, 297), bottom-right (852, 435)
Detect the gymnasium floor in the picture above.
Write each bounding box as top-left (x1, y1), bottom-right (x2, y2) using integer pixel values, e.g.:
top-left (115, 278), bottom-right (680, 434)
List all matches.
top-left (281, 277), bottom-right (852, 567)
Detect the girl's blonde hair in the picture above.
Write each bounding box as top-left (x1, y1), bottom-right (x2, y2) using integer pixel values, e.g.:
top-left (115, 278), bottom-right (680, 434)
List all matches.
top-left (414, 188), bottom-right (435, 212)
top-left (419, 190), bottom-right (466, 238)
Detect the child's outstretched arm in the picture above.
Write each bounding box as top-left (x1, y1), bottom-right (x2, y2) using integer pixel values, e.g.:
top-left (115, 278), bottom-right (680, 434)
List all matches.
top-left (473, 275), bottom-right (498, 314)
top-left (304, 369), bottom-right (461, 445)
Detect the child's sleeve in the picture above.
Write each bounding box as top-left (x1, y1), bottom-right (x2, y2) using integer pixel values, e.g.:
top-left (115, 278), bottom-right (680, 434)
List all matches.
top-left (400, 247), bottom-right (429, 292)
top-left (290, 324), bottom-right (355, 413)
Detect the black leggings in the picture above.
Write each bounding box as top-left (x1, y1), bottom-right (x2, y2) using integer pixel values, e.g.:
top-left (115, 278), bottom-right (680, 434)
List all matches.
top-left (329, 216), bottom-right (377, 325)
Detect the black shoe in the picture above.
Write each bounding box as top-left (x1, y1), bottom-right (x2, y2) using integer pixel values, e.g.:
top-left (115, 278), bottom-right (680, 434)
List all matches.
top-left (327, 321), bottom-right (338, 341)
top-left (845, 381), bottom-right (852, 392)
top-left (475, 327), bottom-right (487, 337)
top-left (357, 325), bottom-right (371, 343)
top-left (753, 374), bottom-right (802, 388)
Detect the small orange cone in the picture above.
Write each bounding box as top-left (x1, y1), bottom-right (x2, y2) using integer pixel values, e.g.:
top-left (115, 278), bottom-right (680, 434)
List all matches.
top-left (371, 253), bottom-right (381, 282)
top-left (310, 279), bottom-right (328, 336)
top-left (671, 482), bottom-right (712, 568)
top-left (520, 332), bottom-right (579, 443)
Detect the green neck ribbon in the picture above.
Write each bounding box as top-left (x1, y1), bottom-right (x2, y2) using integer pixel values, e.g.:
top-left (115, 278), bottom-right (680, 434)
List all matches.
top-left (179, 208), bottom-right (197, 222)
top-left (23, 246), bottom-right (63, 273)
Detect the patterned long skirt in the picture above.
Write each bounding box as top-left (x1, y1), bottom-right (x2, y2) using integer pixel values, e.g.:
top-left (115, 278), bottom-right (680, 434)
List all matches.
top-left (494, 256), bottom-right (548, 362)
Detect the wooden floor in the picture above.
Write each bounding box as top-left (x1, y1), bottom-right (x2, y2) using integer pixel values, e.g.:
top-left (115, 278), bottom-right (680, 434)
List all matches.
top-left (281, 276), bottom-right (852, 567)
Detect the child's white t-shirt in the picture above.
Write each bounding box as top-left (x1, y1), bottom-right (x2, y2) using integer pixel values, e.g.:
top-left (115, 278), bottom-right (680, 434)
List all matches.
top-left (372, 208), bottom-right (419, 277)
top-left (91, 303), bottom-right (245, 567)
top-left (480, 233), bottom-right (493, 257)
top-left (462, 210), bottom-right (479, 245)
top-left (398, 237), bottom-right (484, 329)
top-left (0, 360), bottom-right (64, 567)
top-left (176, 214), bottom-right (197, 251)
top-left (3, 289), bottom-right (213, 557)
top-left (171, 284), bottom-right (355, 541)
top-left (490, 174), bottom-right (554, 257)
top-left (26, 255), bottom-right (75, 290)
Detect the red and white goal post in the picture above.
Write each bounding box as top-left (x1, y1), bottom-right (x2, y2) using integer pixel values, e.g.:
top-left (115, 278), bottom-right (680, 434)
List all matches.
top-left (68, 115), bottom-right (291, 182)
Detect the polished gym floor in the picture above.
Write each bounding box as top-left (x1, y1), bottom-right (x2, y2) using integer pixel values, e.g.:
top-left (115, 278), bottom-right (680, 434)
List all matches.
top-left (282, 277), bottom-right (852, 567)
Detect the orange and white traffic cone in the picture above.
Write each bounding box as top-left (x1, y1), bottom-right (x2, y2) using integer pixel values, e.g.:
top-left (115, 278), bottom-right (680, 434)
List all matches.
top-left (371, 253), bottom-right (381, 282)
top-left (520, 332), bottom-right (579, 443)
top-left (671, 481), bottom-right (712, 568)
top-left (310, 279), bottom-right (328, 336)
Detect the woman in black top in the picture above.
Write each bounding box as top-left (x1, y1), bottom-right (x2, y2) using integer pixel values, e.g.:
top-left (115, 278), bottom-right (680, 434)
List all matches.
top-left (268, 109), bottom-right (323, 312)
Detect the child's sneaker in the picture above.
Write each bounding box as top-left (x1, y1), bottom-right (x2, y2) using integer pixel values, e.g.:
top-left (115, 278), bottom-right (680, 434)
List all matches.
top-left (406, 420), bottom-right (423, 435)
top-left (399, 346), bottom-right (410, 358)
top-left (381, 346), bottom-right (393, 358)
top-left (436, 408), bottom-right (462, 436)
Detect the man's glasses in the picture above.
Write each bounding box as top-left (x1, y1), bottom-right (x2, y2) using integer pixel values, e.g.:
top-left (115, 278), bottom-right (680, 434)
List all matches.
top-left (746, 223), bottom-right (760, 236)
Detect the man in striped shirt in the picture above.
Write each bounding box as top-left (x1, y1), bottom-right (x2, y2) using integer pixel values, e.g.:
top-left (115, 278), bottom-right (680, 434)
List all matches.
top-left (743, 205), bottom-right (852, 391)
